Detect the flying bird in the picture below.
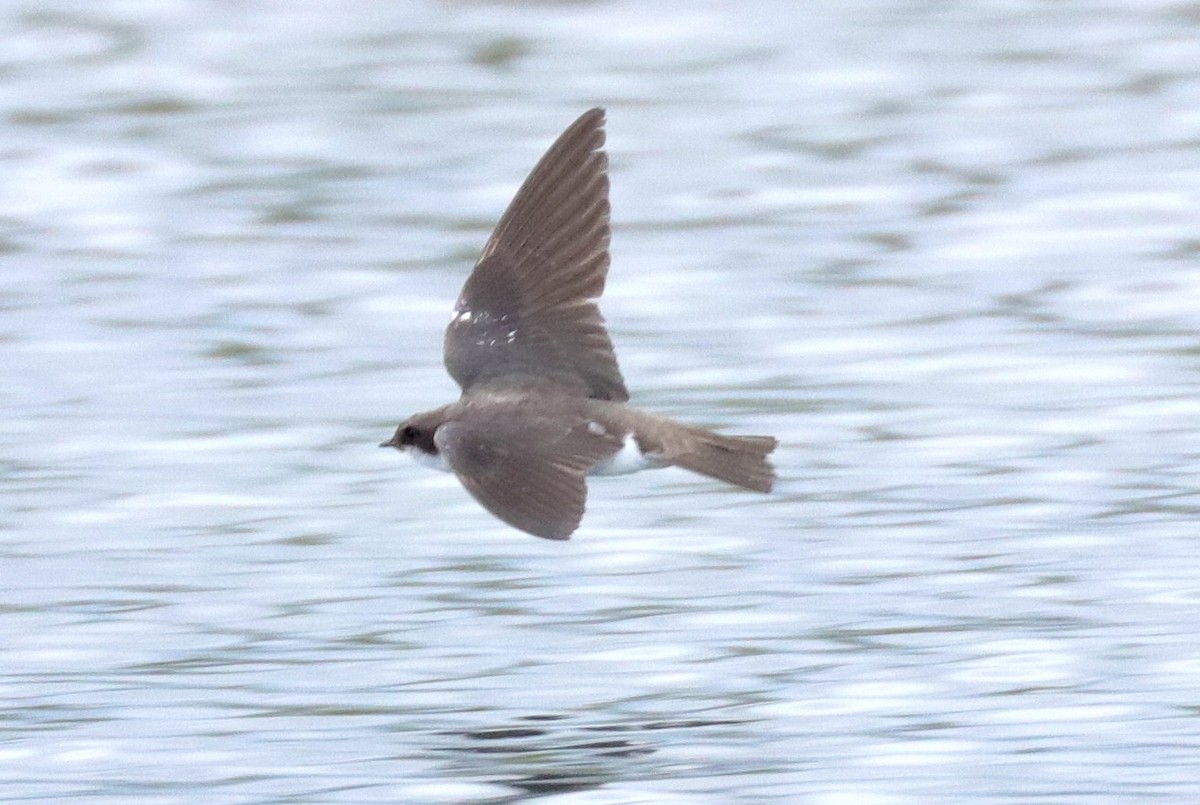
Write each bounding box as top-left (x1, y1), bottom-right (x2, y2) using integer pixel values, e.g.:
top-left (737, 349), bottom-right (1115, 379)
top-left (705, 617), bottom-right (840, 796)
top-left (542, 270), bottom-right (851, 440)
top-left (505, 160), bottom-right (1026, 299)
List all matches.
top-left (382, 108), bottom-right (777, 539)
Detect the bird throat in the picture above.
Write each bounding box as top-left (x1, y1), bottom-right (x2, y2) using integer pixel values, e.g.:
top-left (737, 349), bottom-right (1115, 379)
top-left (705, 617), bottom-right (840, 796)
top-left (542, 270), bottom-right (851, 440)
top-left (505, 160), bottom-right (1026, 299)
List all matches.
top-left (407, 446), bottom-right (451, 473)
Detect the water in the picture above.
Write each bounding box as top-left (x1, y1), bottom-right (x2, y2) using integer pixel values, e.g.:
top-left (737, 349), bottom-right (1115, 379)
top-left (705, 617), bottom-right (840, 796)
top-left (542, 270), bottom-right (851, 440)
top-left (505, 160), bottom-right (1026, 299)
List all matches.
top-left (3, 1), bottom-right (1200, 802)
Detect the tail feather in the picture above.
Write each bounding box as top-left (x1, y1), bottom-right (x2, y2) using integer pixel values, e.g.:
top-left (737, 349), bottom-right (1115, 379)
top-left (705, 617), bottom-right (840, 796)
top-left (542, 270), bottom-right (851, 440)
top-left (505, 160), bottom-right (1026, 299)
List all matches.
top-left (669, 428), bottom-right (778, 493)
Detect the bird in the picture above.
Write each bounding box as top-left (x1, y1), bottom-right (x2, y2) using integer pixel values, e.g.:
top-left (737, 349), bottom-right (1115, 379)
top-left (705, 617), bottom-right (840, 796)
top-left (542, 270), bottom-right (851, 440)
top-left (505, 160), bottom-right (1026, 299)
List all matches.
top-left (381, 108), bottom-right (777, 540)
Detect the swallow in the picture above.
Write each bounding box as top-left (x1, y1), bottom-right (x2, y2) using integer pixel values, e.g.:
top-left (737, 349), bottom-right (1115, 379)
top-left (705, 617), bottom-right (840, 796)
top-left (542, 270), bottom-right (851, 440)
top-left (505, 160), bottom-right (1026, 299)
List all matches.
top-left (382, 108), bottom-right (776, 539)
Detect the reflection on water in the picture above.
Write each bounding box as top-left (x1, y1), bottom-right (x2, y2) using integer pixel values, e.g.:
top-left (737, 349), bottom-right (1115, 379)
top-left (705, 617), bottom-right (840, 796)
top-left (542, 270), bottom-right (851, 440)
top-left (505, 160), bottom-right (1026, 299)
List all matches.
top-left (442, 715), bottom-right (749, 797)
top-left (4, 1), bottom-right (1200, 802)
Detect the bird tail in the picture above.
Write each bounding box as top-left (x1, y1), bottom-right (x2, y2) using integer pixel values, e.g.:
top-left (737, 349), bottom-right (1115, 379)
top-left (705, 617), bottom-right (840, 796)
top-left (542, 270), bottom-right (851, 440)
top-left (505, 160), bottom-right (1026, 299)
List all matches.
top-left (669, 427), bottom-right (778, 493)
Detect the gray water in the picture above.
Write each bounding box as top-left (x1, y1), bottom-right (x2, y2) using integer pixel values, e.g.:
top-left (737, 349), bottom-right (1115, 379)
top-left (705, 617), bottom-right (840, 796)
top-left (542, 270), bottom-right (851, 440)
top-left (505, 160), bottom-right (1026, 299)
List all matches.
top-left (4, 1), bottom-right (1200, 802)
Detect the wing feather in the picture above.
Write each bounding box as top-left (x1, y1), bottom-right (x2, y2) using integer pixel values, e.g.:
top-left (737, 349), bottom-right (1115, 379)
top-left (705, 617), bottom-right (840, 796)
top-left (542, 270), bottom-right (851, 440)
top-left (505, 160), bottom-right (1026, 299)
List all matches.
top-left (434, 408), bottom-right (620, 540)
top-left (444, 108), bottom-right (628, 402)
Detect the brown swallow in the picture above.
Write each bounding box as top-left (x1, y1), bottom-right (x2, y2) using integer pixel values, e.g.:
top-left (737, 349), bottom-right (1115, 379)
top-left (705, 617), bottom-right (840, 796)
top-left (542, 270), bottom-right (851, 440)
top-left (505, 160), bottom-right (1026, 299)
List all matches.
top-left (382, 108), bottom-right (776, 539)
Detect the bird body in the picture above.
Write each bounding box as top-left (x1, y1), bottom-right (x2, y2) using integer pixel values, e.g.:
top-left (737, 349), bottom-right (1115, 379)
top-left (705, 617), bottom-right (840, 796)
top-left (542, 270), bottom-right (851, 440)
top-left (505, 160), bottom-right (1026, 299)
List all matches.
top-left (382, 108), bottom-right (776, 539)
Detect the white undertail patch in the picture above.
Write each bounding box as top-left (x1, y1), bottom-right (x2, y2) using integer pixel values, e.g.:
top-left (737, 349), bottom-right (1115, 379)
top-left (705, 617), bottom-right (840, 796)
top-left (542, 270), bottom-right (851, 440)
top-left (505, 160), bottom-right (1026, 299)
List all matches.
top-left (589, 433), bottom-right (662, 476)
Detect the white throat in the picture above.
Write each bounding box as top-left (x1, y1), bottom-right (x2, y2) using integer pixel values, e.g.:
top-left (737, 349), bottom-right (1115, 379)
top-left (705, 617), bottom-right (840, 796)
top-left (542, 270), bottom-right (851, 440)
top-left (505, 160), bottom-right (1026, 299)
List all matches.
top-left (407, 446), bottom-right (451, 473)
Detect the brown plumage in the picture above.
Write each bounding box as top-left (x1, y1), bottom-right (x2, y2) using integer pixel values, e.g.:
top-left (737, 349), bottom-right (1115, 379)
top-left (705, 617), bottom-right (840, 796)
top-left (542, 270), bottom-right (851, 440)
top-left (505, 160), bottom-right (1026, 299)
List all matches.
top-left (382, 109), bottom-right (777, 539)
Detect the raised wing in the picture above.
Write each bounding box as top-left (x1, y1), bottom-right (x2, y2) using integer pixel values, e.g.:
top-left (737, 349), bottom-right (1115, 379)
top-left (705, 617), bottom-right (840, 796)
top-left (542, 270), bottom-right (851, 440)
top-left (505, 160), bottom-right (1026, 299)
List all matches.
top-left (433, 408), bottom-right (620, 540)
top-left (444, 108), bottom-right (629, 402)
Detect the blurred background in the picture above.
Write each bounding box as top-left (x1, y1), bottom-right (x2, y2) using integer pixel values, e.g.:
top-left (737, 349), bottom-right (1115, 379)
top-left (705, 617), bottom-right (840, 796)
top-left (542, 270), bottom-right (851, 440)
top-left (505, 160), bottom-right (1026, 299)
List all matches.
top-left (3, 1), bottom-right (1200, 802)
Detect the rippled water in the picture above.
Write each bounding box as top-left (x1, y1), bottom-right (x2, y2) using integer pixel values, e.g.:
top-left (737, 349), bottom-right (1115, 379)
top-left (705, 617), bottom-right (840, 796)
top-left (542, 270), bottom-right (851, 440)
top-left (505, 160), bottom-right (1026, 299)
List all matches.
top-left (4, 1), bottom-right (1200, 802)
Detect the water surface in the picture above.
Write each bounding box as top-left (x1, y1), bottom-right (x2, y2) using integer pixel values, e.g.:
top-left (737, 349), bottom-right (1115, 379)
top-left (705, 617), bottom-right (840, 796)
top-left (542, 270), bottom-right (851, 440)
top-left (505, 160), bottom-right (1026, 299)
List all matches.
top-left (3, 1), bottom-right (1200, 802)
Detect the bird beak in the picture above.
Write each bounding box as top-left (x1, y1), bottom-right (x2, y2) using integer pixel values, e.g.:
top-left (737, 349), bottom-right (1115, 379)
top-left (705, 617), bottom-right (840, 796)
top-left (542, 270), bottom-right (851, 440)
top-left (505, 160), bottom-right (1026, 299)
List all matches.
top-left (379, 438), bottom-right (396, 448)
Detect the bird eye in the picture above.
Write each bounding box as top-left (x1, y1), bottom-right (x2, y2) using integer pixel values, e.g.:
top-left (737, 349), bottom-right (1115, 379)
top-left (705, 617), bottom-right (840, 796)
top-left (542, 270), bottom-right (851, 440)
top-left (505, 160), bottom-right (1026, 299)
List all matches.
top-left (400, 425), bottom-right (416, 443)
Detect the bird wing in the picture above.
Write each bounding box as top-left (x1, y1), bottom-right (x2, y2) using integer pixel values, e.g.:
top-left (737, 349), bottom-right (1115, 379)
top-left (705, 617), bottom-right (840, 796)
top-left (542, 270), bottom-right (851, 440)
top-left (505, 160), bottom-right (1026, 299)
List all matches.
top-left (443, 108), bottom-right (629, 402)
top-left (433, 407), bottom-right (620, 539)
